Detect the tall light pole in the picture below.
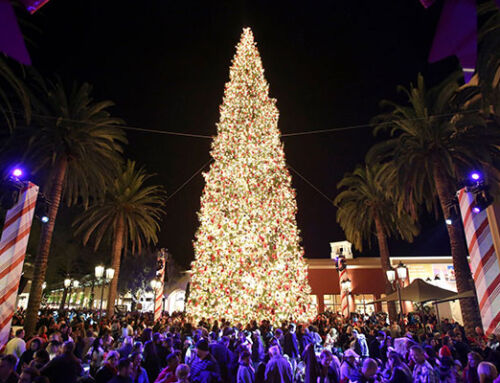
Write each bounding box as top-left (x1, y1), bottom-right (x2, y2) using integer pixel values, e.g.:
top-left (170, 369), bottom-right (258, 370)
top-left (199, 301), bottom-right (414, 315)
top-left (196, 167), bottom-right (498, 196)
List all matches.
top-left (386, 262), bottom-right (408, 328)
top-left (95, 265), bottom-right (104, 313)
top-left (62, 277), bottom-right (71, 310)
top-left (105, 268), bottom-right (115, 312)
top-left (72, 280), bottom-right (79, 309)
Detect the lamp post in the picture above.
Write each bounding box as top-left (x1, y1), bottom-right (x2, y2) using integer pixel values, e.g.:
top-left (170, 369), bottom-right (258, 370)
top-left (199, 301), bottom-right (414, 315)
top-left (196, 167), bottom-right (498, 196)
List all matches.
top-left (386, 262), bottom-right (408, 327)
top-left (95, 265), bottom-right (104, 313)
top-left (63, 277), bottom-right (71, 310)
top-left (72, 280), bottom-right (79, 309)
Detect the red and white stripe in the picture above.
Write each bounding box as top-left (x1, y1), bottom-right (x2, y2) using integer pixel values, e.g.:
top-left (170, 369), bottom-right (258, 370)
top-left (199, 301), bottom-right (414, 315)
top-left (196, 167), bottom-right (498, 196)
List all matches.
top-left (0, 182), bottom-right (38, 346)
top-left (458, 188), bottom-right (500, 335)
top-left (154, 251), bottom-right (166, 322)
top-left (338, 267), bottom-right (349, 317)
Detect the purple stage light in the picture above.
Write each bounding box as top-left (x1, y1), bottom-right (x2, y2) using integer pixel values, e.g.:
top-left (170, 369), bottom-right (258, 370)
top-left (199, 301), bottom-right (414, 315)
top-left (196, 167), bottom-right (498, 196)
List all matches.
top-left (472, 206), bottom-right (481, 213)
top-left (470, 172), bottom-right (480, 181)
top-left (12, 168), bottom-right (23, 178)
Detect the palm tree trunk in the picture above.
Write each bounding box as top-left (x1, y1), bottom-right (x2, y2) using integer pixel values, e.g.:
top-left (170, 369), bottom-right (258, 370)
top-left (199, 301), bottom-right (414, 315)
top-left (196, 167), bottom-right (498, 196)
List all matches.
top-left (433, 165), bottom-right (482, 337)
top-left (106, 216), bottom-right (124, 317)
top-left (374, 215), bottom-right (398, 322)
top-left (24, 158), bottom-right (68, 336)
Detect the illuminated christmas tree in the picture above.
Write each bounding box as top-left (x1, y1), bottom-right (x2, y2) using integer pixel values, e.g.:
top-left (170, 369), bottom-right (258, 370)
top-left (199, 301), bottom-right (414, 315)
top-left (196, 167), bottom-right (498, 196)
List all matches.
top-left (187, 28), bottom-right (313, 324)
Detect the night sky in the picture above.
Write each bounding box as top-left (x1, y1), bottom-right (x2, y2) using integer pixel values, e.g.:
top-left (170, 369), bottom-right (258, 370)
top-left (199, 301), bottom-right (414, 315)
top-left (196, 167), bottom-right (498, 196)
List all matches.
top-left (26, 0), bottom-right (457, 268)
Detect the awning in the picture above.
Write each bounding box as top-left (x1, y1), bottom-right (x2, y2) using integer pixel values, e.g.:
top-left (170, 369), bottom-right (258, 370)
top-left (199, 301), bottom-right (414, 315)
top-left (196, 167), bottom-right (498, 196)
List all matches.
top-left (366, 278), bottom-right (459, 304)
top-left (432, 289), bottom-right (475, 304)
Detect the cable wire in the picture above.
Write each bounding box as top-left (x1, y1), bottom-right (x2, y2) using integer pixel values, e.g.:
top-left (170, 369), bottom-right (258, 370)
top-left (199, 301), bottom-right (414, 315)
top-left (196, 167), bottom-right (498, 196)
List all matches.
top-left (286, 163), bottom-right (334, 206)
top-left (165, 159), bottom-right (213, 203)
top-left (280, 109), bottom-right (482, 137)
top-left (8, 108), bottom-right (484, 139)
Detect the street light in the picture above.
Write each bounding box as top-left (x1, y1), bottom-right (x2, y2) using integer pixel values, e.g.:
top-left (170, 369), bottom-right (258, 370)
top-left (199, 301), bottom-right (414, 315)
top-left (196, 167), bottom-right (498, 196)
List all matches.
top-left (64, 278), bottom-right (71, 288)
top-left (396, 262), bottom-right (408, 280)
top-left (42, 282), bottom-right (47, 290)
top-left (95, 265), bottom-right (104, 279)
top-left (386, 268), bottom-right (396, 283)
top-left (105, 268), bottom-right (115, 281)
top-left (386, 263), bottom-right (407, 328)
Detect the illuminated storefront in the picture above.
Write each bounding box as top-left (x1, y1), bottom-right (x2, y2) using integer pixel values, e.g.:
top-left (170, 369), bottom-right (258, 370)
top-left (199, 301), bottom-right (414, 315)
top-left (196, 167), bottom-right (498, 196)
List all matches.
top-left (305, 241), bottom-right (461, 322)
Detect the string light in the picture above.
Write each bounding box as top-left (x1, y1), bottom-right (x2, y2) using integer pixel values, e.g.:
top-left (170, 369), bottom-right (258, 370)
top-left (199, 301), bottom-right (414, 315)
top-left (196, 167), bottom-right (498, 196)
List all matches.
top-left (186, 28), bottom-right (314, 325)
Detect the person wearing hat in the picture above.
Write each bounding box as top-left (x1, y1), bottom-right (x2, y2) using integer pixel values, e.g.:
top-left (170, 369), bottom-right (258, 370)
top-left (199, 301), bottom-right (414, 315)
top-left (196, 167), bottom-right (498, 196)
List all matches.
top-left (189, 339), bottom-right (221, 383)
top-left (340, 349), bottom-right (361, 382)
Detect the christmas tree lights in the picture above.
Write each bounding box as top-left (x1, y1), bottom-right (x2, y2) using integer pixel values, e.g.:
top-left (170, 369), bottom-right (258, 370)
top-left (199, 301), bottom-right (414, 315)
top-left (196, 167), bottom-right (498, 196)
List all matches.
top-left (187, 28), bottom-right (313, 325)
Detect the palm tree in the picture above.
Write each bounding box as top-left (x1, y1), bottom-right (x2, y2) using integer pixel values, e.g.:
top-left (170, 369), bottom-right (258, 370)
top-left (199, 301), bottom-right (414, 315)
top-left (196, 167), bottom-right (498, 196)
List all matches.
top-left (334, 162), bottom-right (418, 321)
top-left (0, 56), bottom-right (31, 132)
top-left (73, 160), bottom-right (166, 316)
top-left (368, 73), bottom-right (500, 336)
top-left (15, 77), bottom-right (127, 336)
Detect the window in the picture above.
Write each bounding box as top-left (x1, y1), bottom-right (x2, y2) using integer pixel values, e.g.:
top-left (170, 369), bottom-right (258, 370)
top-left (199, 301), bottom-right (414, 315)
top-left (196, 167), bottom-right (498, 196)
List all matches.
top-left (353, 294), bottom-right (375, 315)
top-left (323, 294), bottom-right (341, 313)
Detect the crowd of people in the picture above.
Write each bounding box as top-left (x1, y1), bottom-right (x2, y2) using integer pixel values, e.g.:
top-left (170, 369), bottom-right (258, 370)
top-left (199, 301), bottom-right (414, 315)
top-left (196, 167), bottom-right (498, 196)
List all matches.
top-left (1, 308), bottom-right (499, 383)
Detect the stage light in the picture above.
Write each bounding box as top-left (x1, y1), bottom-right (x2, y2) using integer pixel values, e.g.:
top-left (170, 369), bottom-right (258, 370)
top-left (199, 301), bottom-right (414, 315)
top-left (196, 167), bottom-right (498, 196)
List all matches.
top-left (472, 206), bottom-right (481, 213)
top-left (445, 218), bottom-right (453, 225)
top-left (470, 172), bottom-right (481, 181)
top-left (41, 215), bottom-right (49, 223)
top-left (12, 168), bottom-right (23, 178)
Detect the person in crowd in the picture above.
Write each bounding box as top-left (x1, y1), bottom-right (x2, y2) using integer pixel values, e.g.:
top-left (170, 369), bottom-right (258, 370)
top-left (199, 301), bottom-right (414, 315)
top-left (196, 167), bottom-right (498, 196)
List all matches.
top-left (358, 358), bottom-right (379, 383)
top-left (283, 324), bottom-right (299, 362)
top-left (144, 333), bottom-right (163, 382)
top-left (303, 343), bottom-right (320, 383)
top-left (28, 350), bottom-right (49, 371)
top-left (119, 337), bottom-right (134, 359)
top-left (340, 349), bottom-right (360, 382)
top-left (130, 352), bottom-right (149, 383)
top-left (264, 345), bottom-right (293, 383)
top-left (174, 364), bottom-right (190, 383)
top-left (17, 339), bottom-right (41, 373)
top-left (155, 353), bottom-right (179, 383)
top-left (410, 344), bottom-right (438, 383)
top-left (317, 349), bottom-right (339, 383)
top-left (40, 341), bottom-right (82, 383)
top-left (352, 330), bottom-right (369, 359)
top-left (464, 351), bottom-right (483, 383)
top-left (95, 350), bottom-right (120, 383)
top-left (0, 355), bottom-right (18, 383)
top-left (236, 349), bottom-right (254, 383)
top-left (478, 362), bottom-right (498, 383)
top-left (4, 330), bottom-right (26, 360)
top-left (384, 350), bottom-right (411, 383)
top-left (109, 358), bottom-right (134, 383)
top-left (189, 339), bottom-right (221, 383)
top-left (90, 337), bottom-right (106, 375)
top-left (209, 335), bottom-right (231, 382)
top-left (17, 367), bottom-right (39, 383)
top-left (251, 330), bottom-right (265, 368)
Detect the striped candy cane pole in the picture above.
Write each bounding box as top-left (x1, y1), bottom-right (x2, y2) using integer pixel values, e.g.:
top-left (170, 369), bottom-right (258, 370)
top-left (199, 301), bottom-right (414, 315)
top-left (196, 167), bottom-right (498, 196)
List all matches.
top-left (0, 182), bottom-right (39, 346)
top-left (458, 188), bottom-right (500, 335)
top-left (154, 250), bottom-right (166, 322)
top-left (337, 257), bottom-right (349, 317)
